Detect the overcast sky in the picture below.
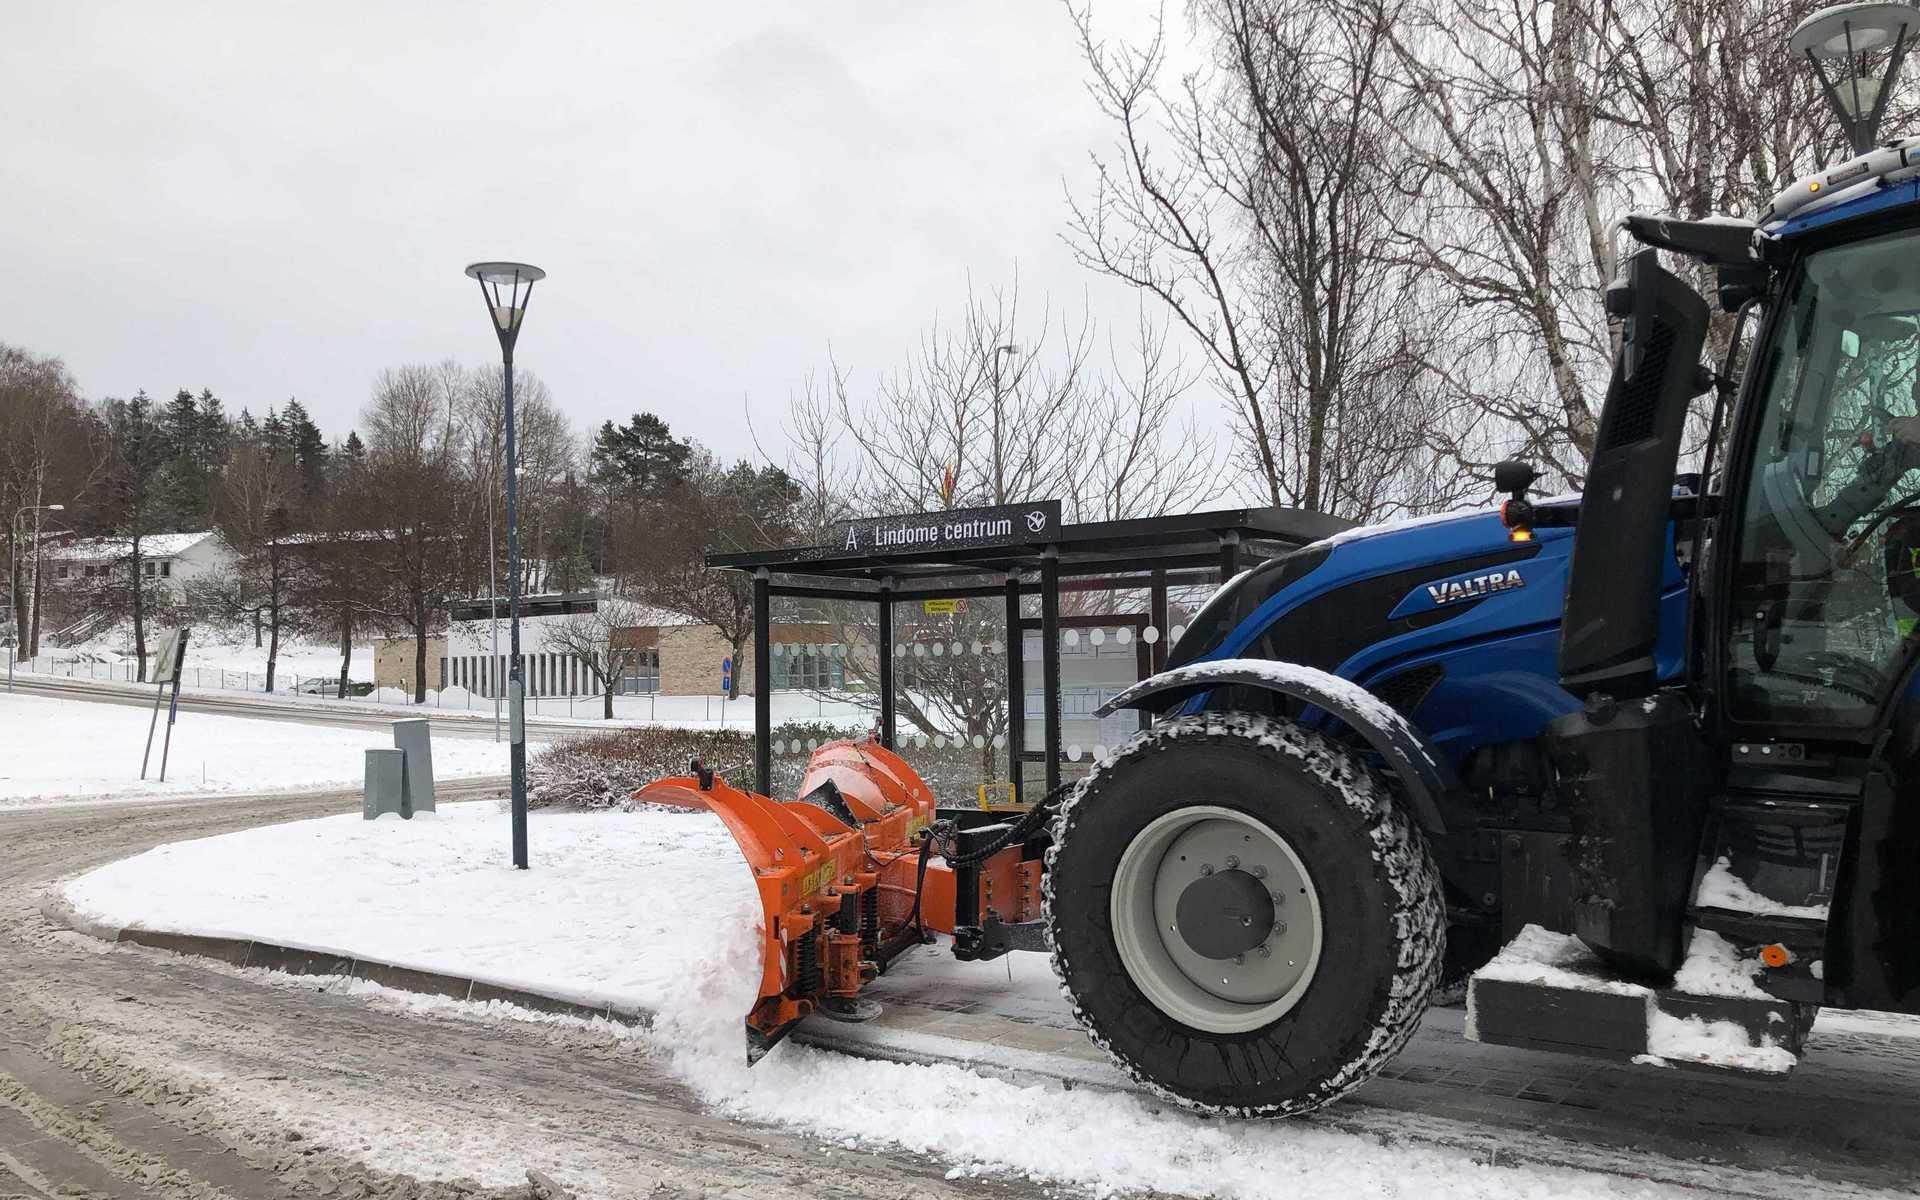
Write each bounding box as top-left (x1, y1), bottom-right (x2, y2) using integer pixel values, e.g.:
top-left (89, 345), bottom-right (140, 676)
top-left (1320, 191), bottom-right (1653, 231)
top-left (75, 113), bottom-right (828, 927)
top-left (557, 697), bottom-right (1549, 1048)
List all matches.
top-left (2, 2), bottom-right (1178, 466)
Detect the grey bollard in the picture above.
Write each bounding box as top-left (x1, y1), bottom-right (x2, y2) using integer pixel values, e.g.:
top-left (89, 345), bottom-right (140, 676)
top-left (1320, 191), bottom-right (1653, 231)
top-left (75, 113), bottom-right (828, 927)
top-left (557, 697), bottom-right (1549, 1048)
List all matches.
top-left (393, 718), bottom-right (436, 817)
top-left (364, 748), bottom-right (407, 819)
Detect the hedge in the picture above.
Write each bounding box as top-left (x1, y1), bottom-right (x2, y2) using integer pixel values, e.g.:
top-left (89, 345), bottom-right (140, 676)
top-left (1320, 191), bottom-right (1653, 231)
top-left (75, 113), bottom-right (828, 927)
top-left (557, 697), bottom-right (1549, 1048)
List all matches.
top-left (527, 722), bottom-right (1009, 810)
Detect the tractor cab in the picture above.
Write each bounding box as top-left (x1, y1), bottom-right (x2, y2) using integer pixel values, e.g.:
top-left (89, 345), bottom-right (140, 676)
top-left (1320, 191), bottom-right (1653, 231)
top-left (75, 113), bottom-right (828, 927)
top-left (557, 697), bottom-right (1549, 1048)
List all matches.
top-left (1465, 2), bottom-right (1920, 1065)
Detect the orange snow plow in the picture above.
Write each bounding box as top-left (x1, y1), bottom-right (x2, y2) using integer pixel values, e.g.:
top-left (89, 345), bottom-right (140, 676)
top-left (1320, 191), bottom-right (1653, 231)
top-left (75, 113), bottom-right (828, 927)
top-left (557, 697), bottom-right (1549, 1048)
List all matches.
top-left (635, 737), bottom-right (1047, 1059)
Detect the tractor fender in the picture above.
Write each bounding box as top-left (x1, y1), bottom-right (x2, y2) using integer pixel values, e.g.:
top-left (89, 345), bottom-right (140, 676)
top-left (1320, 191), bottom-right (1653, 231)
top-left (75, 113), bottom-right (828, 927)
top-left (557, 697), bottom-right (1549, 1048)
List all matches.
top-left (1095, 658), bottom-right (1456, 834)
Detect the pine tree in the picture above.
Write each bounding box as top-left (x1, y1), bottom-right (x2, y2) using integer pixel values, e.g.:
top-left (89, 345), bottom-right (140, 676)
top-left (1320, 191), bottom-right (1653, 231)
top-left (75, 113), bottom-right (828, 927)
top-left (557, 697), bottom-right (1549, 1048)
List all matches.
top-left (283, 399), bottom-right (328, 498)
top-left (161, 389), bottom-right (209, 525)
top-left (587, 412), bottom-right (691, 574)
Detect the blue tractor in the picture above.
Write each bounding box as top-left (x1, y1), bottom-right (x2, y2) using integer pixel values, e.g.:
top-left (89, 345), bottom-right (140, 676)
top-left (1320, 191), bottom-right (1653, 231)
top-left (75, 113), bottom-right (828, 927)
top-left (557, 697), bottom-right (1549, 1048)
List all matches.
top-left (1040, 0), bottom-right (1920, 1116)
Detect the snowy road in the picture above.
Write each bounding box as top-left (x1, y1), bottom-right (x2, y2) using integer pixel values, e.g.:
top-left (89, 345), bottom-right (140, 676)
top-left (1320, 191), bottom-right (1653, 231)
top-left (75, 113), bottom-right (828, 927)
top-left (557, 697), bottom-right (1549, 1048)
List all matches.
top-left (0, 784), bottom-right (1048, 1199)
top-left (820, 959), bottom-right (1920, 1196)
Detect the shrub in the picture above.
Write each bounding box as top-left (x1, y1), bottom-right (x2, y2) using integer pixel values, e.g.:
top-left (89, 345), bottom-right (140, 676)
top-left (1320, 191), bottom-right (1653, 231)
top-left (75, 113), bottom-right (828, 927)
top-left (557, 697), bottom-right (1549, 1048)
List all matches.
top-left (528, 721), bottom-right (849, 810)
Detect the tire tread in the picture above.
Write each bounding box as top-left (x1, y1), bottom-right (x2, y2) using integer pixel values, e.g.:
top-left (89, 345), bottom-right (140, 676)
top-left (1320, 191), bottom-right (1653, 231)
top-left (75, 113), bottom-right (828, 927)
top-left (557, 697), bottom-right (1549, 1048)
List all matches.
top-left (1043, 710), bottom-right (1445, 1118)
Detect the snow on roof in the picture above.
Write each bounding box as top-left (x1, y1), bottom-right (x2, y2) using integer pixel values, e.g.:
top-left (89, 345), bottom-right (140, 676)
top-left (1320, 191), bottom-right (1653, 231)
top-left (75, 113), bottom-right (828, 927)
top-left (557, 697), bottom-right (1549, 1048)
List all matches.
top-left (45, 531), bottom-right (220, 560)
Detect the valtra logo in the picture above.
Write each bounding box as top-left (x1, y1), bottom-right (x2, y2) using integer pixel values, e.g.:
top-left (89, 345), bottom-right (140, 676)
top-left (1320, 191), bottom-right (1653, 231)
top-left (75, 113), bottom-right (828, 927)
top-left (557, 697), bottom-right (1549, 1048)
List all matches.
top-left (1425, 568), bottom-right (1525, 606)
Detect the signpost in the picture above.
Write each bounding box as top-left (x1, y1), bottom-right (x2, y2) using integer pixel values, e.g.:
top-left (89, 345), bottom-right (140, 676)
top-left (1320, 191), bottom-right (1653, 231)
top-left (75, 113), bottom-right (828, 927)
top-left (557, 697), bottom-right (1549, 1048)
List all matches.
top-left (832, 499), bottom-right (1061, 557)
top-left (141, 627), bottom-right (190, 782)
top-left (720, 654), bottom-right (733, 695)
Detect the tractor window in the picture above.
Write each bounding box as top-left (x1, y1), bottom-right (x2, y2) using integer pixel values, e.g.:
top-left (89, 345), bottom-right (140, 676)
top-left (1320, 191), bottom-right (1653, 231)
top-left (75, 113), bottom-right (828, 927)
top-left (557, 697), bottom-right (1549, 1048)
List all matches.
top-left (1728, 228), bottom-right (1920, 727)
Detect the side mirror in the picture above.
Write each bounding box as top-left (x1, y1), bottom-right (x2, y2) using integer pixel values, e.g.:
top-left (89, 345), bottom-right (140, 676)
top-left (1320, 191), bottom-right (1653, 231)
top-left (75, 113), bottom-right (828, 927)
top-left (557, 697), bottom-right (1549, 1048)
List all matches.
top-left (1495, 459), bottom-right (1541, 542)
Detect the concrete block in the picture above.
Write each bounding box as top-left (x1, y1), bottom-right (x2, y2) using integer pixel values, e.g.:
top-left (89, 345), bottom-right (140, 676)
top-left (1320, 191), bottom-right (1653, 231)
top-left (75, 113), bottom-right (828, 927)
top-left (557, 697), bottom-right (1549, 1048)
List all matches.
top-left (364, 748), bottom-right (406, 819)
top-left (392, 718), bottom-right (436, 816)
top-left (351, 959), bottom-right (472, 1001)
top-left (246, 942), bottom-right (355, 978)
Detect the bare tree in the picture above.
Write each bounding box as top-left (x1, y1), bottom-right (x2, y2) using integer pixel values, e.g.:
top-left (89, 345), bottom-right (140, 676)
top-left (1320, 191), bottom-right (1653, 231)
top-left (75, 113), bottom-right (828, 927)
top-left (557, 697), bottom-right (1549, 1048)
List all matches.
top-left (212, 440), bottom-right (299, 690)
top-left (1372, 0), bottom-right (1910, 487)
top-left (790, 278), bottom-right (1216, 524)
top-left (1067, 0), bottom-right (1456, 519)
top-left (546, 594), bottom-right (649, 719)
top-left (0, 345), bottom-right (93, 656)
top-left (360, 364), bottom-right (466, 702)
top-left (457, 364), bottom-right (572, 596)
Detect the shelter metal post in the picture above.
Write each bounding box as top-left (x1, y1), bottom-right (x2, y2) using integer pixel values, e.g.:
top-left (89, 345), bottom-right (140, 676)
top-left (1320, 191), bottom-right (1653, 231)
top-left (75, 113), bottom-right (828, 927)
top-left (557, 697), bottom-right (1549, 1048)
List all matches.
top-left (1219, 532), bottom-right (1241, 582)
top-left (1041, 550), bottom-right (1061, 794)
top-left (1004, 571), bottom-right (1024, 804)
top-left (753, 569), bottom-right (771, 798)
top-left (1150, 569), bottom-right (1170, 675)
top-left (878, 579), bottom-right (895, 750)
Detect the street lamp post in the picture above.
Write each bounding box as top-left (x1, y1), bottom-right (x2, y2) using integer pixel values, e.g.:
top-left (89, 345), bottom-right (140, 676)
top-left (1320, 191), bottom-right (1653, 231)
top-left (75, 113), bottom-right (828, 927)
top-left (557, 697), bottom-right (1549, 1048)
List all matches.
top-left (989, 344), bottom-right (1020, 502)
top-left (464, 261), bottom-right (545, 869)
top-left (8, 503), bottom-right (65, 692)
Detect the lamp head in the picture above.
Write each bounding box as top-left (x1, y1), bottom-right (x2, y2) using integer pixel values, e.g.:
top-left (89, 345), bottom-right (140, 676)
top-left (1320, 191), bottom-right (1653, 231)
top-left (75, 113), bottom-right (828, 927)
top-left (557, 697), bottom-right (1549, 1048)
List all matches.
top-left (1790, 2), bottom-right (1917, 154)
top-left (464, 261), bottom-right (546, 351)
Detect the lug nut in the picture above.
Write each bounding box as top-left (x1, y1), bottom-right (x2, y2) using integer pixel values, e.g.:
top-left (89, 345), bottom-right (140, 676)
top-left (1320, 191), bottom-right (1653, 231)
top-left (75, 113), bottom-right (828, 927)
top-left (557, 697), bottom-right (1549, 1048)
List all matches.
top-left (1225, 855), bottom-right (1240, 869)
top-left (1250, 864), bottom-right (1268, 879)
top-left (1232, 953), bottom-right (1245, 965)
top-left (1256, 943), bottom-right (1272, 958)
top-left (1240, 915), bottom-right (1253, 927)
top-left (1270, 890), bottom-right (1285, 905)
top-left (1200, 863), bottom-right (1215, 875)
top-left (1274, 921), bottom-right (1287, 936)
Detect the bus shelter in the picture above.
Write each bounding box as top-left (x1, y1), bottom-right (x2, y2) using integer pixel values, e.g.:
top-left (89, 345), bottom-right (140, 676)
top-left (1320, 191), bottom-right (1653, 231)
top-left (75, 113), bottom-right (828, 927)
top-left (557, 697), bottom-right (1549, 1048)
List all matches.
top-left (707, 500), bottom-right (1348, 807)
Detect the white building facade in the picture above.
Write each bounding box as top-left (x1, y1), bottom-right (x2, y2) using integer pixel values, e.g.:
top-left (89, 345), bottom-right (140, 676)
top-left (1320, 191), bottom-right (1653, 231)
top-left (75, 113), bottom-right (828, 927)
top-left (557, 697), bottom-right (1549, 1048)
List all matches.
top-left (43, 531), bottom-right (236, 604)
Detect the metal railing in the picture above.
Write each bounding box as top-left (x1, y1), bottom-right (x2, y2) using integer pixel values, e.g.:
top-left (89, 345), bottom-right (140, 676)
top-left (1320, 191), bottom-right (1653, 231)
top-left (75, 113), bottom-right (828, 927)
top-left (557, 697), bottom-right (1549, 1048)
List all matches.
top-left (4, 649), bottom-right (858, 724)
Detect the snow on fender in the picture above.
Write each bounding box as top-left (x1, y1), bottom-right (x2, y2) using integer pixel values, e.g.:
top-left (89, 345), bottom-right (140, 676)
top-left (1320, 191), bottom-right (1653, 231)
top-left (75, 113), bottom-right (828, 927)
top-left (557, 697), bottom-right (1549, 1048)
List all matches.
top-left (1095, 658), bottom-right (1455, 834)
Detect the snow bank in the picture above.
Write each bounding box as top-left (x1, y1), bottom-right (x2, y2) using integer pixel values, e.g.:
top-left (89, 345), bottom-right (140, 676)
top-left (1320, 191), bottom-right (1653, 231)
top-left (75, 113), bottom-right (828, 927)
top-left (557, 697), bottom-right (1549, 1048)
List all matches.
top-left (0, 693), bottom-right (516, 806)
top-left (65, 803), bottom-right (758, 1016)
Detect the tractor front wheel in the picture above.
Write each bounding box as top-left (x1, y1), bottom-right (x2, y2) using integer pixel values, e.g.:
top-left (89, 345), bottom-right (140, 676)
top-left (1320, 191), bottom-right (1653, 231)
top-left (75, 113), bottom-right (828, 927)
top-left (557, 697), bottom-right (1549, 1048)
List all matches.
top-left (1044, 711), bottom-right (1444, 1117)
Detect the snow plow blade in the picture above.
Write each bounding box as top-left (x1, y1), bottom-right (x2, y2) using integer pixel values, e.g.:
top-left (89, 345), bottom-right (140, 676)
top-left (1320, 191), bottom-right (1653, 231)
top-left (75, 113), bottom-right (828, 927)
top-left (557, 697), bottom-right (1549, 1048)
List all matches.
top-left (633, 739), bottom-right (939, 1060)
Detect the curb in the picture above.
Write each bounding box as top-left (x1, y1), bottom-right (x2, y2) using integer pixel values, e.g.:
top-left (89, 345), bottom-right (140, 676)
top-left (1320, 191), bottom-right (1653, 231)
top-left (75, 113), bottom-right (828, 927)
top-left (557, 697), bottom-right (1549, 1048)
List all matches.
top-left (40, 894), bottom-right (650, 1028)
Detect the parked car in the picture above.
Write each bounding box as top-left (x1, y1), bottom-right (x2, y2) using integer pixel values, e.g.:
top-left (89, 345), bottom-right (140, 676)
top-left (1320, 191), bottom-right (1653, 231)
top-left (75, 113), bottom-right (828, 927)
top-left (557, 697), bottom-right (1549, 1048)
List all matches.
top-left (296, 677), bottom-right (373, 697)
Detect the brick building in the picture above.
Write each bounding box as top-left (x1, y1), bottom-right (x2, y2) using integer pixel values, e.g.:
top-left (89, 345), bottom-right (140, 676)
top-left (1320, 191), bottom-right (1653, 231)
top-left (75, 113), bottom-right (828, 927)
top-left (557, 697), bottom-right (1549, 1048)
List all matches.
top-left (371, 595), bottom-right (851, 698)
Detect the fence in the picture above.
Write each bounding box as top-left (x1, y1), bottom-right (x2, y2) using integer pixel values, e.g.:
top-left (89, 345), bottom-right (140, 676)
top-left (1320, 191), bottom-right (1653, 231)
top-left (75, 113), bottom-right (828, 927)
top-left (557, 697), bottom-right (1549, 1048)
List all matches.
top-left (4, 649), bottom-right (864, 725)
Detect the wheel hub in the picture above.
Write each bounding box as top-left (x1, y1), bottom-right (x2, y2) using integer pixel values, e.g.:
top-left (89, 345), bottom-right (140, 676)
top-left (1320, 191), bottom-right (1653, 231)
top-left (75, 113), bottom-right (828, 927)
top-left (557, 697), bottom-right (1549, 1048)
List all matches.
top-left (1174, 868), bottom-right (1274, 959)
top-left (1108, 805), bottom-right (1323, 1034)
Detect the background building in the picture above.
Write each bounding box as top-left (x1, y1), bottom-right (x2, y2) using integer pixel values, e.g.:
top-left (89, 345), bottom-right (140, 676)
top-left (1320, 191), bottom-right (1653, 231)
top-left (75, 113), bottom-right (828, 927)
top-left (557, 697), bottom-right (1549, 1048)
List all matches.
top-left (43, 531), bottom-right (235, 605)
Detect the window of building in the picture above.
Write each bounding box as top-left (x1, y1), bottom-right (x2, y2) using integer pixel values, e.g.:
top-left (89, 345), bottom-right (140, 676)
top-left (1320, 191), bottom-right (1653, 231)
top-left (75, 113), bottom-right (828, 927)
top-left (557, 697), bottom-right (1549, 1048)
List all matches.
top-left (620, 647), bottom-right (661, 694)
top-left (772, 643), bottom-right (846, 691)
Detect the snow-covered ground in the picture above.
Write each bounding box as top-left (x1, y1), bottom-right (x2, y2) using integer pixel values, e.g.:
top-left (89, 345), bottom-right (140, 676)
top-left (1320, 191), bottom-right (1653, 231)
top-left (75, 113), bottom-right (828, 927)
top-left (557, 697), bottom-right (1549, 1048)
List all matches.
top-left (0, 693), bottom-right (517, 806)
top-left (65, 803), bottom-right (1739, 1199)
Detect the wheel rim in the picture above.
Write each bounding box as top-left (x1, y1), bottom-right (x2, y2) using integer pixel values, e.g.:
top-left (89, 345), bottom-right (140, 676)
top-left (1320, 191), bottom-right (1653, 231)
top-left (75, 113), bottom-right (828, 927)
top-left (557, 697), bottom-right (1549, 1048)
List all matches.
top-left (1109, 804), bottom-right (1323, 1034)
